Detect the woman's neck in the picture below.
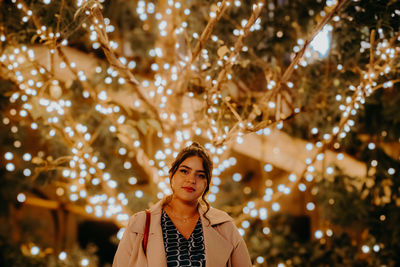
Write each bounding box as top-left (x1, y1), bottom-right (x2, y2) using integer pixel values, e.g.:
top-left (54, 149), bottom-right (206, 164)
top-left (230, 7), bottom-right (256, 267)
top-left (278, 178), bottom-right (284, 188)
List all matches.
top-left (167, 196), bottom-right (198, 217)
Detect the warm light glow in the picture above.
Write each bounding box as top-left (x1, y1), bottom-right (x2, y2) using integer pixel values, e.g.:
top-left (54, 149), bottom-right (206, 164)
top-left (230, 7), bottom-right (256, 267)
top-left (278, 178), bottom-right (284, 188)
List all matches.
top-left (1, 0), bottom-right (399, 263)
top-left (58, 251), bottom-right (67, 260)
top-left (310, 25), bottom-right (332, 57)
top-left (31, 246), bottom-right (40, 255)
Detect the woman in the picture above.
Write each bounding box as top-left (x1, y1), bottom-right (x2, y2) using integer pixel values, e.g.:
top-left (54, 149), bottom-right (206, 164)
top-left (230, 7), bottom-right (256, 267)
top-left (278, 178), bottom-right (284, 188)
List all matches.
top-left (113, 142), bottom-right (252, 267)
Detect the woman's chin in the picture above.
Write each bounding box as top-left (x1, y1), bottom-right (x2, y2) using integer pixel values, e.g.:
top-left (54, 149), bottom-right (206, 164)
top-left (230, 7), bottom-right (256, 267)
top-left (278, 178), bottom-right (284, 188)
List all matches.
top-left (175, 194), bottom-right (200, 204)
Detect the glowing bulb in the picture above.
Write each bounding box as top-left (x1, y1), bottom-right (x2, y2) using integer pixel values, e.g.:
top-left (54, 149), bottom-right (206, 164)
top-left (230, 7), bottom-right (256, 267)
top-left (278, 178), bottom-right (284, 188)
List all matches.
top-left (23, 169), bottom-right (31, 176)
top-left (233, 173), bottom-right (242, 182)
top-left (326, 229), bottom-right (333, 236)
top-left (31, 246), bottom-right (40, 255)
top-left (58, 251), bottom-right (67, 260)
top-left (298, 183), bottom-right (307, 191)
top-left (6, 163), bottom-right (15, 171)
top-left (310, 25), bottom-right (332, 57)
top-left (259, 208), bottom-right (268, 220)
top-left (326, 167), bottom-right (334, 174)
top-left (81, 258), bottom-right (89, 266)
top-left (17, 193), bottom-right (26, 202)
top-left (241, 220), bottom-right (250, 228)
top-left (4, 152), bottom-right (13, 160)
top-left (289, 174), bottom-right (297, 182)
top-left (135, 190), bottom-right (143, 198)
top-left (362, 245), bottom-right (370, 253)
top-left (272, 203), bottom-right (280, 211)
top-left (314, 230), bottom-right (323, 239)
top-left (108, 180), bottom-right (118, 188)
top-left (264, 164), bottom-right (273, 172)
top-left (306, 202), bottom-right (315, 211)
top-left (368, 143), bottom-right (376, 150)
top-left (208, 194), bottom-right (216, 202)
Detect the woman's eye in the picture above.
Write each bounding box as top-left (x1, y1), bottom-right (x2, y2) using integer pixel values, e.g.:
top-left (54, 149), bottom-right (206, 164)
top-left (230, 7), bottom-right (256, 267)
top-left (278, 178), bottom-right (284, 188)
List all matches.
top-left (198, 174), bottom-right (206, 179)
top-left (179, 169), bottom-right (188, 174)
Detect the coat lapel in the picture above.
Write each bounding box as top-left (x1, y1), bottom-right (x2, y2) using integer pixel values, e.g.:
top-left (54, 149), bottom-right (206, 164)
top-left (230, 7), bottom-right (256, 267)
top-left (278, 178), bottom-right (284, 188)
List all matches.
top-left (147, 201), bottom-right (167, 267)
top-left (143, 199), bottom-right (234, 267)
top-left (200, 207), bottom-right (234, 267)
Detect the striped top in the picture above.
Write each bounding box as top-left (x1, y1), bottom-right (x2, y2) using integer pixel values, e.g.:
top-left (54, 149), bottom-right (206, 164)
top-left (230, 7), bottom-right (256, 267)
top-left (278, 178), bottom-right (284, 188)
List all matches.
top-left (161, 210), bottom-right (206, 267)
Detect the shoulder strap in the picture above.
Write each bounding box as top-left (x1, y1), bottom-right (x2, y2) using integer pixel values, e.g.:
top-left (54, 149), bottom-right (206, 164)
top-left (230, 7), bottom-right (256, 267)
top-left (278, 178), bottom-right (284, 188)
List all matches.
top-left (142, 209), bottom-right (151, 255)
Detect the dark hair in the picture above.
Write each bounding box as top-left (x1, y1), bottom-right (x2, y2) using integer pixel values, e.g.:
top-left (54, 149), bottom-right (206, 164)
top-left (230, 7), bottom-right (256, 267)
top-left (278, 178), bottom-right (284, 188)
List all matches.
top-left (167, 142), bottom-right (212, 222)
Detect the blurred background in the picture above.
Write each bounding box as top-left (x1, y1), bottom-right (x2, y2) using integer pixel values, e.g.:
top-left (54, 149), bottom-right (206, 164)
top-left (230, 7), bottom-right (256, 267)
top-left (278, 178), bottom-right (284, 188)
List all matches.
top-left (1, 0), bottom-right (399, 266)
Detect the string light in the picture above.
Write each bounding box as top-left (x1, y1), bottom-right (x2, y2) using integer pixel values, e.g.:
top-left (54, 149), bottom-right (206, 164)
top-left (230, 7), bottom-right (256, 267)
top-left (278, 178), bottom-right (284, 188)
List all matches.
top-left (58, 251), bottom-right (67, 260)
top-left (1, 0), bottom-right (399, 264)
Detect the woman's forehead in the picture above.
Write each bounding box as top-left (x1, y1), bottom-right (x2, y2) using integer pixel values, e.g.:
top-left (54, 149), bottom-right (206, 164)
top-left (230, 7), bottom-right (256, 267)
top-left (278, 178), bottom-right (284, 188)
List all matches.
top-left (179, 156), bottom-right (205, 171)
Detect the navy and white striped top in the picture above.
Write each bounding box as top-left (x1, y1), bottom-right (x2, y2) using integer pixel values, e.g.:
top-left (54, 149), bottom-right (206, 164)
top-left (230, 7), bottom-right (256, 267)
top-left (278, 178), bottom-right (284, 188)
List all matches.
top-left (161, 210), bottom-right (206, 267)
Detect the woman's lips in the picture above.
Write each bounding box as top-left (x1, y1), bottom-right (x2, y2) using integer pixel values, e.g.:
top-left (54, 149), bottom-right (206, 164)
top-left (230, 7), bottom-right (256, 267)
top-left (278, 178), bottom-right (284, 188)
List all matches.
top-left (182, 187), bottom-right (195, 192)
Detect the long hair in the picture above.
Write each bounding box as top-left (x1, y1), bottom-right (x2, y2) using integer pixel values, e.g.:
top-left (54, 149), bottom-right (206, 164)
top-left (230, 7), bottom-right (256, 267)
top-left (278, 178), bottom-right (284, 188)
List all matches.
top-left (166, 142), bottom-right (212, 223)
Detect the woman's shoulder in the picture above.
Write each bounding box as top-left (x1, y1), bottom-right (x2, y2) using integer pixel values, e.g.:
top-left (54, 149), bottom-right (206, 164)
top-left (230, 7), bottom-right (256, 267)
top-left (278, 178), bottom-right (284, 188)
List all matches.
top-left (126, 210), bottom-right (148, 234)
top-left (206, 207), bottom-right (234, 225)
top-left (207, 208), bottom-right (243, 245)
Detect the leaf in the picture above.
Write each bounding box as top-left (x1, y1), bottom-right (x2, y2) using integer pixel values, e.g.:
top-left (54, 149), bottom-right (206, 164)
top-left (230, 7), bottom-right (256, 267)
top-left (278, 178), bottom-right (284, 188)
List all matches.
top-left (32, 157), bottom-right (44, 165)
top-left (116, 133), bottom-right (131, 145)
top-left (360, 189), bottom-right (369, 200)
top-left (118, 124), bottom-right (139, 139)
top-left (365, 177), bottom-right (375, 188)
top-left (217, 45), bottom-right (229, 59)
top-left (137, 120), bottom-right (148, 135)
top-left (210, 4), bottom-right (218, 13)
top-left (253, 104), bottom-right (262, 116)
top-left (147, 119), bottom-right (162, 132)
top-left (30, 98), bottom-right (45, 120)
top-left (128, 126), bottom-right (139, 139)
top-left (176, 30), bottom-right (192, 62)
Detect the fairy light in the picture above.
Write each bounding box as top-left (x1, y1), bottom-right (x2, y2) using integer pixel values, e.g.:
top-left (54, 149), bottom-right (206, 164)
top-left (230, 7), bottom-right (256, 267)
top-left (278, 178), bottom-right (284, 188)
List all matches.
top-left (17, 193), bottom-right (26, 203)
top-left (314, 230), bottom-right (323, 239)
top-left (1, 1), bottom-right (399, 264)
top-left (326, 229), bottom-right (333, 237)
top-left (6, 163), bottom-right (15, 171)
top-left (326, 167), bottom-right (335, 174)
top-left (368, 142), bottom-right (376, 150)
top-left (31, 246), bottom-right (40, 255)
top-left (232, 173), bottom-right (242, 182)
top-left (58, 251), bottom-right (67, 260)
top-left (264, 164), bottom-right (273, 172)
top-left (241, 220), bottom-right (250, 229)
top-left (362, 245), bottom-right (370, 253)
top-left (298, 183), bottom-right (307, 191)
top-left (306, 202), bottom-right (315, 211)
top-left (81, 258), bottom-right (89, 266)
top-left (256, 256), bottom-right (264, 264)
top-left (271, 202), bottom-right (280, 212)
top-left (259, 208), bottom-right (268, 220)
top-left (263, 227), bottom-right (270, 235)
top-left (23, 169), bottom-right (31, 176)
top-left (4, 152), bottom-right (13, 160)
top-left (310, 25), bottom-right (332, 57)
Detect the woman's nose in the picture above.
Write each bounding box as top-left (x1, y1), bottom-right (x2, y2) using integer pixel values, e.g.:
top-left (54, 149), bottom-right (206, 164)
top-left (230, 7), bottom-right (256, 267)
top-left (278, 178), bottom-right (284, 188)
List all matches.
top-left (185, 173), bottom-right (196, 183)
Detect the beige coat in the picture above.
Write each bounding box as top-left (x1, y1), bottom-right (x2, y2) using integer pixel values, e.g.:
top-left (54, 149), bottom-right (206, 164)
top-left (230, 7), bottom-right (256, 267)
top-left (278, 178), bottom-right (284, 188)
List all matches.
top-left (113, 199), bottom-right (252, 267)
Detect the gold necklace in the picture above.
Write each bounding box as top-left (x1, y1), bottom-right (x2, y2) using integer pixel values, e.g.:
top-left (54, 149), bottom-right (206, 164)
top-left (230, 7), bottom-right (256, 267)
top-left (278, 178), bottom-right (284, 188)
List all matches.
top-left (166, 205), bottom-right (199, 223)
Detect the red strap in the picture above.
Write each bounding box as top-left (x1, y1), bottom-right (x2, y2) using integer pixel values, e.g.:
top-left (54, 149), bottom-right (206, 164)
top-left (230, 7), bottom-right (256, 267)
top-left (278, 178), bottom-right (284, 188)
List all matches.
top-left (142, 210), bottom-right (151, 255)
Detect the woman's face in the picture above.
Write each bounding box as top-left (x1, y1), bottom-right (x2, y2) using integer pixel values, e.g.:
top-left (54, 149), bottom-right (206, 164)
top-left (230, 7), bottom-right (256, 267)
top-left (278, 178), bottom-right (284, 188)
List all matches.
top-left (170, 156), bottom-right (208, 204)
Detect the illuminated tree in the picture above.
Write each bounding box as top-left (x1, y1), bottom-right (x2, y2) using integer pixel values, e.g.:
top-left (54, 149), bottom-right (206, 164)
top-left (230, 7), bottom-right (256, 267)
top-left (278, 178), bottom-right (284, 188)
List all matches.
top-left (0, 0), bottom-right (399, 266)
